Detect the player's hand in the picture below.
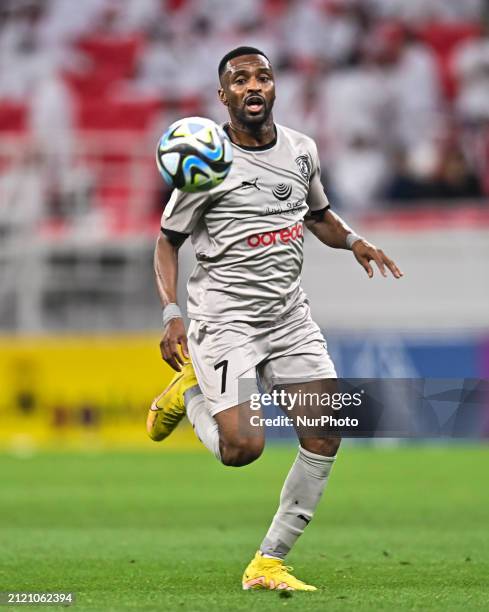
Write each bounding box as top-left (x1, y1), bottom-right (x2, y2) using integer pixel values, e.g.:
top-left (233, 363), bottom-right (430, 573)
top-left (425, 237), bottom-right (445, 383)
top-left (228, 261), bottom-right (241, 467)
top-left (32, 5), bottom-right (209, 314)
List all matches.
top-left (352, 240), bottom-right (403, 279)
top-left (160, 318), bottom-right (189, 371)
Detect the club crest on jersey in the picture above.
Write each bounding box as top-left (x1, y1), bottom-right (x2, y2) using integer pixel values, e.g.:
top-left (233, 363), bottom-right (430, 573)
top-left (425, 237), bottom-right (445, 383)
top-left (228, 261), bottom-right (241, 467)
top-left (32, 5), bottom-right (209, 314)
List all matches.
top-left (295, 155), bottom-right (311, 180)
top-left (272, 183), bottom-right (292, 201)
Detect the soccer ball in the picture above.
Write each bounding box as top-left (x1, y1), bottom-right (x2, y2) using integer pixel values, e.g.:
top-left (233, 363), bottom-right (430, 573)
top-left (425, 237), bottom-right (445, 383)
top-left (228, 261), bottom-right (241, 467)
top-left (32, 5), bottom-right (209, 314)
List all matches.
top-left (156, 116), bottom-right (233, 192)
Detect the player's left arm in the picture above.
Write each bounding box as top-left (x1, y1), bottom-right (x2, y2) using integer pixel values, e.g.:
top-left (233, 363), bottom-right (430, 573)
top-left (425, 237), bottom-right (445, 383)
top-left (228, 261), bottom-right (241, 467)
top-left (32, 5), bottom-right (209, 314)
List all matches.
top-left (305, 209), bottom-right (403, 279)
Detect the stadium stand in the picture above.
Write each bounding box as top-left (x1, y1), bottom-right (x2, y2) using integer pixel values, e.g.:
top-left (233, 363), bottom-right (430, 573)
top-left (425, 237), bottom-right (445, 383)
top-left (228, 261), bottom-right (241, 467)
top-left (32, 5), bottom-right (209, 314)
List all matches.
top-left (0, 0), bottom-right (488, 332)
top-left (1, 0), bottom-right (488, 217)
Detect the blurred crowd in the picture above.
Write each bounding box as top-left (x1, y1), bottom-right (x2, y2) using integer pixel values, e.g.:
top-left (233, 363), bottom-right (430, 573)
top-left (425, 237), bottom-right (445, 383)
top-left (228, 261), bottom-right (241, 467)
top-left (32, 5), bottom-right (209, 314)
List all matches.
top-left (1, 0), bottom-right (489, 219)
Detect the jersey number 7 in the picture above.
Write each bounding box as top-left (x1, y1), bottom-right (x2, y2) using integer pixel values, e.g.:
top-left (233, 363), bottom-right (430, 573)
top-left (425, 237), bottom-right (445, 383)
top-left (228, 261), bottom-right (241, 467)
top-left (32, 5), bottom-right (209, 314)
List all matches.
top-left (214, 360), bottom-right (228, 394)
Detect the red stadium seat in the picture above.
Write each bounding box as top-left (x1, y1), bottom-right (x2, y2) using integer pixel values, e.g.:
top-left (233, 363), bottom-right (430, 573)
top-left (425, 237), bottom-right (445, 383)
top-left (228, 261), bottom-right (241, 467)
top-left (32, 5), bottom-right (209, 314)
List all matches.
top-left (63, 67), bottom-right (123, 100)
top-left (264, 0), bottom-right (289, 17)
top-left (73, 94), bottom-right (160, 223)
top-left (417, 22), bottom-right (482, 99)
top-left (76, 35), bottom-right (144, 80)
top-left (95, 182), bottom-right (157, 234)
top-left (177, 95), bottom-right (202, 116)
top-left (166, 0), bottom-right (188, 11)
top-left (0, 101), bottom-right (28, 132)
top-left (76, 98), bottom-right (160, 131)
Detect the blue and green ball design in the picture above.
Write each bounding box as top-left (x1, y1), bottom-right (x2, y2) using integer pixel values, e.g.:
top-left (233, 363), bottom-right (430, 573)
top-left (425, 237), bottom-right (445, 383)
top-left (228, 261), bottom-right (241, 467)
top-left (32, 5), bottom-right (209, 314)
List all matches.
top-left (156, 117), bottom-right (233, 193)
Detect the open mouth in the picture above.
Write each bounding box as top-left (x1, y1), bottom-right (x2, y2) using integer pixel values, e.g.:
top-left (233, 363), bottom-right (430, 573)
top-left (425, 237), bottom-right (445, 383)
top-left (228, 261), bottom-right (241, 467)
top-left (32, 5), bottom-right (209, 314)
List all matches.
top-left (245, 95), bottom-right (265, 114)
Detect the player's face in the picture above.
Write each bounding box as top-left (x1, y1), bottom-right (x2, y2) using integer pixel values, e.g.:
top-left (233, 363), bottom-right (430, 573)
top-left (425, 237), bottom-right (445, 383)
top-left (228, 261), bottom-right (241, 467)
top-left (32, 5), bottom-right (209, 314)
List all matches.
top-left (219, 55), bottom-right (275, 126)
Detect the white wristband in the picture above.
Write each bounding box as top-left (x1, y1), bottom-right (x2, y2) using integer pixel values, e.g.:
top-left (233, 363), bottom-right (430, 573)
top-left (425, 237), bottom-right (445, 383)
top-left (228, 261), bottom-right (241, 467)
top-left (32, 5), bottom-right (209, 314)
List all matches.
top-left (346, 232), bottom-right (363, 250)
top-left (162, 303), bottom-right (182, 328)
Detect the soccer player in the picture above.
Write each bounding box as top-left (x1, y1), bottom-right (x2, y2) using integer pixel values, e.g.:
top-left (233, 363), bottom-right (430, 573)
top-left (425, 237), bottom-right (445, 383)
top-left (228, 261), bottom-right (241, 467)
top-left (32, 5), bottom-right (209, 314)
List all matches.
top-left (147, 46), bottom-right (402, 591)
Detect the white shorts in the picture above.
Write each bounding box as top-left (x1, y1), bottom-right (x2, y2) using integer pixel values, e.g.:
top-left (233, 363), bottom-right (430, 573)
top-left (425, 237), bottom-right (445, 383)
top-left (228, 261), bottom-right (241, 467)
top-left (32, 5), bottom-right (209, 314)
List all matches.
top-left (187, 301), bottom-right (337, 416)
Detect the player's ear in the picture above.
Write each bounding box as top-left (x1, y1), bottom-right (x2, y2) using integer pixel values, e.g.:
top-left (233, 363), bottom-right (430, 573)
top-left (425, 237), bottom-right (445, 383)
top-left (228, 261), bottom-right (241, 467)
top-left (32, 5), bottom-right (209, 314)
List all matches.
top-left (218, 87), bottom-right (228, 107)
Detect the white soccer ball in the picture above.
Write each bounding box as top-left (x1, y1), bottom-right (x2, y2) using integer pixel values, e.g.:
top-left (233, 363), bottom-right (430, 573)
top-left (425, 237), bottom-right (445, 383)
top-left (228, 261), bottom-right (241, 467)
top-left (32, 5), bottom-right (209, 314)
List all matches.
top-left (156, 116), bottom-right (233, 192)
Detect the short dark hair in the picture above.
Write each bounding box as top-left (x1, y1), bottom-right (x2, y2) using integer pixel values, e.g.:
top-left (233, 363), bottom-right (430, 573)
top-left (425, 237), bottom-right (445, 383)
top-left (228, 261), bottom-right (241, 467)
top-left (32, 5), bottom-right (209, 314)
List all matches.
top-left (218, 46), bottom-right (269, 79)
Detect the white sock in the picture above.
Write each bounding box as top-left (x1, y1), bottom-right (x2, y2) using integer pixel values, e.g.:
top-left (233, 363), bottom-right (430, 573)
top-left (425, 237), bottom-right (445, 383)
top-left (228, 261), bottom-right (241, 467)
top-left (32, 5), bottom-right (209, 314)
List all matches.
top-left (185, 390), bottom-right (221, 461)
top-left (260, 446), bottom-right (336, 559)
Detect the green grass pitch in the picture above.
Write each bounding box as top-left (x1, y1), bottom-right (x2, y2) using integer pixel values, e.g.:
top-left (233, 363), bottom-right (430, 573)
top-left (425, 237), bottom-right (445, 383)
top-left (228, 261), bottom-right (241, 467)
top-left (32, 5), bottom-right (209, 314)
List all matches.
top-left (1, 445), bottom-right (488, 611)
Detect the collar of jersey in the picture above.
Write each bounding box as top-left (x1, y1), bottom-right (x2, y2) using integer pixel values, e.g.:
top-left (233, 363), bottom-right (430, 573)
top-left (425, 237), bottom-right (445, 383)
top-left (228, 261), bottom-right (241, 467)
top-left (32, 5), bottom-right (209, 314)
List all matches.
top-left (223, 123), bottom-right (278, 152)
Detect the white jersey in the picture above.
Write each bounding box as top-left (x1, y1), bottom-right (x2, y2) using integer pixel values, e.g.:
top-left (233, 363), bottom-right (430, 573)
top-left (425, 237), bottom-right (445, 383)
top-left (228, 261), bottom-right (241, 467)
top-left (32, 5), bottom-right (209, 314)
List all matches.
top-left (161, 123), bottom-right (330, 322)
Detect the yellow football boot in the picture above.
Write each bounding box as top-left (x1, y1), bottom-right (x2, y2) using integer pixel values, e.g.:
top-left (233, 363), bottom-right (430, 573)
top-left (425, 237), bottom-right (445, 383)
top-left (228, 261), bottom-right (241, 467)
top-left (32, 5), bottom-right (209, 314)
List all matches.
top-left (146, 362), bottom-right (199, 441)
top-left (242, 551), bottom-right (317, 591)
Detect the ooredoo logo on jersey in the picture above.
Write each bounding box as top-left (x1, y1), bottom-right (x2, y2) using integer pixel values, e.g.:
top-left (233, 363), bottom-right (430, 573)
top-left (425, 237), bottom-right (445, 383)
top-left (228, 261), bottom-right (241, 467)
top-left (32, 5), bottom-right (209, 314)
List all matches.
top-left (247, 222), bottom-right (303, 248)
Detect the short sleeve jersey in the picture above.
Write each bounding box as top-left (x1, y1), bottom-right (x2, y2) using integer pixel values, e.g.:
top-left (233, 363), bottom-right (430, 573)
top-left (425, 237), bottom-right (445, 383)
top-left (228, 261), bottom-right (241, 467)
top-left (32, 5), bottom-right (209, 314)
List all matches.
top-left (161, 123), bottom-right (330, 322)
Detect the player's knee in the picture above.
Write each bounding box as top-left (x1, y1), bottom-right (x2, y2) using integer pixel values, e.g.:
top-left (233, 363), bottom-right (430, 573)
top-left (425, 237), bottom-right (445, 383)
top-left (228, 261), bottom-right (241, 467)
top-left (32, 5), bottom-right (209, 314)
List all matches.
top-left (220, 437), bottom-right (264, 467)
top-left (302, 436), bottom-right (341, 457)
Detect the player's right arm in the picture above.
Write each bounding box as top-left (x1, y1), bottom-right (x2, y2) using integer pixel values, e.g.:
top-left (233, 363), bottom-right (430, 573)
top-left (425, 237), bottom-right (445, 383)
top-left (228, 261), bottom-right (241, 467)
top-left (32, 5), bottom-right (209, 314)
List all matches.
top-left (154, 231), bottom-right (188, 371)
top-left (156, 188), bottom-right (211, 370)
